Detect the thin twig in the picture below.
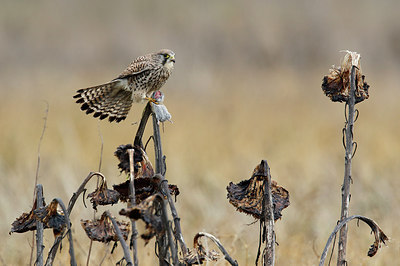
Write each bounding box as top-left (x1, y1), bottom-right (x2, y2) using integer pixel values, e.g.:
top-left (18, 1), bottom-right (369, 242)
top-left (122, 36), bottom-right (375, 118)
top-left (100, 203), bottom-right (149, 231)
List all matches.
top-left (35, 184), bottom-right (44, 266)
top-left (97, 122), bottom-right (104, 173)
top-left (99, 244), bottom-right (110, 265)
top-left (195, 232), bottom-right (238, 266)
top-left (104, 211), bottom-right (133, 266)
top-left (86, 123), bottom-right (105, 266)
top-left (337, 65), bottom-right (357, 265)
top-left (327, 232), bottom-right (337, 265)
top-left (128, 149), bottom-right (139, 266)
top-left (33, 102), bottom-right (49, 201)
top-left (30, 102), bottom-right (49, 266)
top-left (45, 233), bottom-right (64, 266)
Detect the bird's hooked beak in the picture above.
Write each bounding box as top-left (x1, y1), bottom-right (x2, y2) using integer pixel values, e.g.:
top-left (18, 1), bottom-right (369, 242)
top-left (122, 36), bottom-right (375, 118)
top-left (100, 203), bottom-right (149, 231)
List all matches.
top-left (170, 55), bottom-right (175, 63)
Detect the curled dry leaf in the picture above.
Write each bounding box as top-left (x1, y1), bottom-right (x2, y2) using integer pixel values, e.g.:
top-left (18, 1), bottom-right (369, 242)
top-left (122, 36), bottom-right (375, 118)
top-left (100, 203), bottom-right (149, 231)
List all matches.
top-left (81, 212), bottom-right (130, 243)
top-left (10, 198), bottom-right (66, 238)
top-left (320, 215), bottom-right (389, 265)
top-left (10, 197), bottom-right (46, 234)
top-left (87, 179), bottom-right (120, 210)
top-left (119, 194), bottom-right (164, 245)
top-left (114, 144), bottom-right (154, 177)
top-left (184, 247), bottom-right (219, 265)
top-left (227, 161), bottom-right (290, 220)
top-left (357, 216), bottom-right (389, 257)
top-left (322, 51), bottom-right (370, 104)
top-left (113, 176), bottom-right (179, 204)
top-left (184, 233), bottom-right (221, 264)
top-left (35, 200), bottom-right (67, 237)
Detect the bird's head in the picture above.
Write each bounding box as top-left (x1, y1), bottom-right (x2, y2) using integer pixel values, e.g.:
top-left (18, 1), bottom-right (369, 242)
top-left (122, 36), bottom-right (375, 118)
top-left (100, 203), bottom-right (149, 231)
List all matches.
top-left (157, 49), bottom-right (175, 70)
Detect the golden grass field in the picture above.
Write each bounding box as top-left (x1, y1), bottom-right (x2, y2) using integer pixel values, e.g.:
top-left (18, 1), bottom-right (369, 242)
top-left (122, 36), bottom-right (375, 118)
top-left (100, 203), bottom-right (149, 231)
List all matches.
top-left (1, 1), bottom-right (400, 265)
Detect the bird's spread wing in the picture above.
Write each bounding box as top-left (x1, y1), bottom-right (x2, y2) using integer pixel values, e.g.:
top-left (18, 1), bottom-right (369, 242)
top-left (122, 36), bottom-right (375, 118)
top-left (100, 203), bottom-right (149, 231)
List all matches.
top-left (73, 80), bottom-right (133, 122)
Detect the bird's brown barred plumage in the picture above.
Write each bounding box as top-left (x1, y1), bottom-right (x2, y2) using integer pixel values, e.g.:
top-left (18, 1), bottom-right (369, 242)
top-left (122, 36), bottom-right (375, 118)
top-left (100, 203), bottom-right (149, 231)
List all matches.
top-left (73, 49), bottom-right (175, 123)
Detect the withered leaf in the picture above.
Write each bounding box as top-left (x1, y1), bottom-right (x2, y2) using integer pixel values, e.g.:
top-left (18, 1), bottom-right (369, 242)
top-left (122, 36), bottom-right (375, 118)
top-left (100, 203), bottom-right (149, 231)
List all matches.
top-left (357, 216), bottom-right (389, 257)
top-left (35, 200), bottom-right (67, 237)
top-left (184, 247), bottom-right (219, 265)
top-left (370, 226), bottom-right (388, 257)
top-left (10, 197), bottom-right (45, 234)
top-left (113, 176), bottom-right (179, 204)
top-left (119, 194), bottom-right (164, 245)
top-left (322, 51), bottom-right (370, 104)
top-left (87, 180), bottom-right (120, 210)
top-left (10, 198), bottom-right (66, 237)
top-left (227, 161), bottom-right (290, 220)
top-left (184, 233), bottom-right (220, 264)
top-left (81, 212), bottom-right (130, 243)
top-left (114, 144), bottom-right (154, 178)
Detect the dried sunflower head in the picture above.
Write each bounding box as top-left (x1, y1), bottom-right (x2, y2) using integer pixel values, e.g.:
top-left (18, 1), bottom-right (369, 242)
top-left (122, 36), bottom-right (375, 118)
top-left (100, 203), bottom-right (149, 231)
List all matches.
top-left (322, 51), bottom-right (370, 104)
top-left (81, 212), bottom-right (130, 243)
top-left (227, 161), bottom-right (289, 220)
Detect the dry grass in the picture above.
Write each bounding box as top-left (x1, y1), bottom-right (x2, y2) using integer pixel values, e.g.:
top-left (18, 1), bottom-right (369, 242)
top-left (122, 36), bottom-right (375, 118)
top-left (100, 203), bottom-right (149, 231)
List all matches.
top-left (2, 1), bottom-right (400, 265)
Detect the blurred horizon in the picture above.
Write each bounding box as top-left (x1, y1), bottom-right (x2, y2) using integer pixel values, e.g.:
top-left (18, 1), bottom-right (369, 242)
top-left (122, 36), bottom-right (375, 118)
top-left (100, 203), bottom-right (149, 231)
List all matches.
top-left (1, 1), bottom-right (399, 265)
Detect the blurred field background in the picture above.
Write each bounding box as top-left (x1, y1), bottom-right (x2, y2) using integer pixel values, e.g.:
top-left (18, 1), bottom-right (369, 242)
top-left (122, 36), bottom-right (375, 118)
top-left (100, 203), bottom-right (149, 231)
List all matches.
top-left (1, 0), bottom-right (400, 265)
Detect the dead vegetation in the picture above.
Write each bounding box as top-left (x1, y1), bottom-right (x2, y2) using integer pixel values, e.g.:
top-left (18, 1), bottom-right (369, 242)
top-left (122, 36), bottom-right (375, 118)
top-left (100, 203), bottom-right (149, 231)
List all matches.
top-left (9, 51), bottom-right (390, 266)
top-left (319, 51), bottom-right (388, 265)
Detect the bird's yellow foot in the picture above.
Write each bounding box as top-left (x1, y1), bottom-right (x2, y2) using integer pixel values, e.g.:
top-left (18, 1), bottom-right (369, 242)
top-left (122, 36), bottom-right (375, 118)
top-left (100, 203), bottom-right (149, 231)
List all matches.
top-left (145, 96), bottom-right (159, 104)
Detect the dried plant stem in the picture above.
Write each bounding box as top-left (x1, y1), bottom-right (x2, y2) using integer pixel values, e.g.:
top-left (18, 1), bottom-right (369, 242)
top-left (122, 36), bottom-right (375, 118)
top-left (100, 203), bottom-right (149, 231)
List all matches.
top-left (152, 113), bottom-right (188, 257)
top-left (262, 161), bottom-right (275, 266)
top-left (33, 102), bottom-right (49, 200)
top-left (45, 199), bottom-right (77, 266)
top-left (337, 65), bottom-right (357, 265)
top-left (55, 198), bottom-right (76, 266)
top-left (35, 184), bottom-right (44, 266)
top-left (133, 103), bottom-right (188, 260)
top-left (134, 103), bottom-right (152, 147)
top-left (45, 172), bottom-right (106, 266)
top-left (195, 232), bottom-right (238, 266)
top-left (86, 231), bottom-right (94, 266)
top-left (128, 149), bottom-right (139, 266)
top-left (67, 172), bottom-right (106, 214)
top-left (159, 195), bottom-right (179, 265)
top-left (45, 172), bottom-right (105, 265)
top-left (104, 211), bottom-right (133, 266)
top-left (320, 215), bottom-right (387, 265)
top-left (86, 124), bottom-right (104, 266)
top-left (30, 102), bottom-right (49, 266)
top-left (45, 234), bottom-right (63, 266)
top-left (152, 113), bottom-right (165, 175)
top-left (151, 114), bottom-right (176, 265)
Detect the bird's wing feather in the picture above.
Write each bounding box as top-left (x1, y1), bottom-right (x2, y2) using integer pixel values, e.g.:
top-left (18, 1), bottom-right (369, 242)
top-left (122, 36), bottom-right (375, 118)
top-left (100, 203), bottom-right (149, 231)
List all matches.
top-left (116, 55), bottom-right (152, 79)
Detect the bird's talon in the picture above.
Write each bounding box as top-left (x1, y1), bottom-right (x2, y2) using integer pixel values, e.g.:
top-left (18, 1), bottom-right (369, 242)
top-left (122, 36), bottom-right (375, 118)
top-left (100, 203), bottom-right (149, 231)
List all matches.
top-left (145, 97), bottom-right (158, 104)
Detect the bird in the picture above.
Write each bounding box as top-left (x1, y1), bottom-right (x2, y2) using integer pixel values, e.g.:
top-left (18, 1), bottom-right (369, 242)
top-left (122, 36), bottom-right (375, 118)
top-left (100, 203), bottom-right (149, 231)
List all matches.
top-left (73, 49), bottom-right (175, 123)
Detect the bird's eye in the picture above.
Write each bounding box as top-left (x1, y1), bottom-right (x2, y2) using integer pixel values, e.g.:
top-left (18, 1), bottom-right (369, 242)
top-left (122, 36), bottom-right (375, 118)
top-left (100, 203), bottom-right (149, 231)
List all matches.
top-left (164, 54), bottom-right (170, 59)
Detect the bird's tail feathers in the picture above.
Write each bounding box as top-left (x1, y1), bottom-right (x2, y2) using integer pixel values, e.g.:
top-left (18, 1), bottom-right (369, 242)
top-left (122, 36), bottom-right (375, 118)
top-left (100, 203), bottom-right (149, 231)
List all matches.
top-left (73, 81), bottom-right (132, 123)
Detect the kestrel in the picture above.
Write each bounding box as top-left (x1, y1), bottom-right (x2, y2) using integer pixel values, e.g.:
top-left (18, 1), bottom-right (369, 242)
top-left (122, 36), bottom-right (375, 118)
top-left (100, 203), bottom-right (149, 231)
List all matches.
top-left (73, 49), bottom-right (175, 122)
